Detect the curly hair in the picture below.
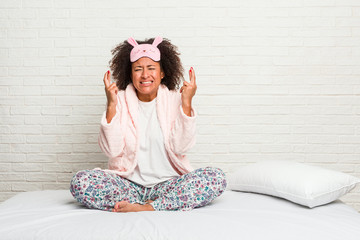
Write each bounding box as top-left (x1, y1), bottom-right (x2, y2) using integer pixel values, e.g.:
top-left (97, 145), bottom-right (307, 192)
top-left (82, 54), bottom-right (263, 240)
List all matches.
top-left (109, 37), bottom-right (184, 91)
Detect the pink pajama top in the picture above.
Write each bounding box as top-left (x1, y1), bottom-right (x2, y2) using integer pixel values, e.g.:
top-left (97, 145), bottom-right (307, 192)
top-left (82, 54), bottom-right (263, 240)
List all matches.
top-left (98, 83), bottom-right (196, 178)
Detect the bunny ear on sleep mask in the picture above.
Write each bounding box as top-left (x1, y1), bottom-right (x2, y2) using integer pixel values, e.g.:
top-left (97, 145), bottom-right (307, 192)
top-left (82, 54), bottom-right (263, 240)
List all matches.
top-left (152, 36), bottom-right (163, 47)
top-left (127, 37), bottom-right (139, 47)
top-left (127, 36), bottom-right (163, 62)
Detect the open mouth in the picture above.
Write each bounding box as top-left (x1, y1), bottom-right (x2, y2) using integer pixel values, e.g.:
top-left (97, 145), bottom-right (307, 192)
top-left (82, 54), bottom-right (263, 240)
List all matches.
top-left (140, 81), bottom-right (153, 85)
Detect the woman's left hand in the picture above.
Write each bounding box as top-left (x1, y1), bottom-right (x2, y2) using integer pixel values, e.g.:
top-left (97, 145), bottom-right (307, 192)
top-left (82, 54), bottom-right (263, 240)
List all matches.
top-left (180, 67), bottom-right (197, 107)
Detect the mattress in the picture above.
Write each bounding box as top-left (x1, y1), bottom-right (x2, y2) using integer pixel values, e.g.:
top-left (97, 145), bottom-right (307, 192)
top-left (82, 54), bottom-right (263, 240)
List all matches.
top-left (0, 189), bottom-right (359, 240)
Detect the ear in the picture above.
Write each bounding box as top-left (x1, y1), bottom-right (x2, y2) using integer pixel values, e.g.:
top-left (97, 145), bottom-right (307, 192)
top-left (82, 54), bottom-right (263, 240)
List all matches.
top-left (127, 37), bottom-right (138, 47)
top-left (152, 36), bottom-right (163, 47)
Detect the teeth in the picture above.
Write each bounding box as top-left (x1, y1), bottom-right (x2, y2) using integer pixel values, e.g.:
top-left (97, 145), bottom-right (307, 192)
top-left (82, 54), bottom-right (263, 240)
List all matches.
top-left (141, 81), bottom-right (152, 84)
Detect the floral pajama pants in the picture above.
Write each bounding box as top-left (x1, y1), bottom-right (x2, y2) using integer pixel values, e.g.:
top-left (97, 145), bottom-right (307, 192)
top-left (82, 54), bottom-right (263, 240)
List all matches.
top-left (70, 167), bottom-right (227, 211)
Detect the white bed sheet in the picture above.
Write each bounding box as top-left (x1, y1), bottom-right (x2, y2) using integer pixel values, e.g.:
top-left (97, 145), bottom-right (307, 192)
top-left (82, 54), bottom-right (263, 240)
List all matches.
top-left (0, 190), bottom-right (359, 240)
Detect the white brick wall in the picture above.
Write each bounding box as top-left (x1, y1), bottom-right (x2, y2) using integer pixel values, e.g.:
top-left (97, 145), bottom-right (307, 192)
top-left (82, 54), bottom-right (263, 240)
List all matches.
top-left (1, 0), bottom-right (360, 211)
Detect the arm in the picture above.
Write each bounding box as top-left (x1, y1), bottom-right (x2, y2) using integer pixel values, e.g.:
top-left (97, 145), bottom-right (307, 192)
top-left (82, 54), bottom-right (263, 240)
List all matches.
top-left (98, 103), bottom-right (126, 158)
top-left (182, 102), bottom-right (192, 118)
top-left (98, 70), bottom-right (126, 158)
top-left (169, 67), bottom-right (197, 154)
top-left (180, 67), bottom-right (197, 117)
top-left (106, 104), bottom-right (116, 124)
top-left (168, 104), bottom-right (197, 155)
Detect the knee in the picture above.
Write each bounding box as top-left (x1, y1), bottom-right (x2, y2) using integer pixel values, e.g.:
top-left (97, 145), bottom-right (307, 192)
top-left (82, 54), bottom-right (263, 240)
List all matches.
top-left (203, 167), bottom-right (226, 179)
top-left (196, 167), bottom-right (227, 185)
top-left (70, 170), bottom-right (91, 197)
top-left (70, 170), bottom-right (89, 185)
top-left (205, 167), bottom-right (227, 190)
top-left (192, 167), bottom-right (227, 198)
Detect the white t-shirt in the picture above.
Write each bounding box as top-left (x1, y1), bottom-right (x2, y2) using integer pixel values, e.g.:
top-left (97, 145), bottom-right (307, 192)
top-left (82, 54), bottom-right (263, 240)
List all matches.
top-left (126, 98), bottom-right (180, 187)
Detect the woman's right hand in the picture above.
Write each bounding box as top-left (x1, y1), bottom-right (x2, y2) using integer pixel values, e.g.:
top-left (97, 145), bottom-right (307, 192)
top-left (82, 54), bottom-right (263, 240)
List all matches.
top-left (103, 70), bottom-right (118, 107)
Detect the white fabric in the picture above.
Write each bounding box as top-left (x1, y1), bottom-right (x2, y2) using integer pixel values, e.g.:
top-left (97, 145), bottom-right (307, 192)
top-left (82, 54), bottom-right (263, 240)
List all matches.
top-left (1, 190), bottom-right (360, 240)
top-left (126, 98), bottom-right (179, 187)
top-left (227, 160), bottom-right (360, 208)
top-left (98, 84), bottom-right (196, 178)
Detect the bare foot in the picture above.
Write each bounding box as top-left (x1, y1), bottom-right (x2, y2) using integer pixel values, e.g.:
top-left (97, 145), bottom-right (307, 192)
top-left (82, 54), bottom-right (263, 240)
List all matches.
top-left (112, 201), bottom-right (154, 213)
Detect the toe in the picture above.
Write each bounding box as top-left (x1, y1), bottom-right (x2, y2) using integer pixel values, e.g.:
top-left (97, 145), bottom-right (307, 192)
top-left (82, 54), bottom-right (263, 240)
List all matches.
top-left (114, 201), bottom-right (129, 211)
top-left (114, 201), bottom-right (124, 209)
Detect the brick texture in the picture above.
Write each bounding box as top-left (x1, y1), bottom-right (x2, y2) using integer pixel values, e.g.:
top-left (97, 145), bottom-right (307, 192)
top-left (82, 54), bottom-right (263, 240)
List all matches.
top-left (0, 0), bottom-right (359, 211)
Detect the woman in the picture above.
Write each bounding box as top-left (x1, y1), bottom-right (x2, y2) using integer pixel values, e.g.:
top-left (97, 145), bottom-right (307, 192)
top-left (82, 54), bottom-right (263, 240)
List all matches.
top-left (70, 36), bottom-right (227, 212)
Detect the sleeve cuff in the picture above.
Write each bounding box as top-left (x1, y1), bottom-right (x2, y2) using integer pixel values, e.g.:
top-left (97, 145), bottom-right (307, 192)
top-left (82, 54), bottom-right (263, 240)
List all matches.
top-left (100, 109), bottom-right (120, 128)
top-left (179, 105), bottom-right (197, 119)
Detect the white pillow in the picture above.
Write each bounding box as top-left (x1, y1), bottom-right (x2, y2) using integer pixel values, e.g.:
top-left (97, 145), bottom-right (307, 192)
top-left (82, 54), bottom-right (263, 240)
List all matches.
top-left (227, 160), bottom-right (360, 208)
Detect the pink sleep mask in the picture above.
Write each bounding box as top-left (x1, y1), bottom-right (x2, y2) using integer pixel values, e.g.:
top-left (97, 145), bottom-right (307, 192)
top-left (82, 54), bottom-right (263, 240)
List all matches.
top-left (128, 36), bottom-right (163, 62)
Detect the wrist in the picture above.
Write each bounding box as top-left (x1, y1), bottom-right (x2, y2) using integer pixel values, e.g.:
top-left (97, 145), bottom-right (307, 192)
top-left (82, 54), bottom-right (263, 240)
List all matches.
top-left (107, 103), bottom-right (116, 109)
top-left (182, 104), bottom-right (192, 117)
top-left (182, 103), bottom-right (192, 111)
top-left (182, 99), bottom-right (192, 108)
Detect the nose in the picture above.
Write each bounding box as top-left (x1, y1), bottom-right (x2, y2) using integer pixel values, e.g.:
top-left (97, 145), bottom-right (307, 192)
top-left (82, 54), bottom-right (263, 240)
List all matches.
top-left (141, 69), bottom-right (149, 78)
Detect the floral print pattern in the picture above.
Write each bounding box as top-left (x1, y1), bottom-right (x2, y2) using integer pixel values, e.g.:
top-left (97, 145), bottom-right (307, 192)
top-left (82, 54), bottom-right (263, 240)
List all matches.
top-left (70, 167), bottom-right (227, 211)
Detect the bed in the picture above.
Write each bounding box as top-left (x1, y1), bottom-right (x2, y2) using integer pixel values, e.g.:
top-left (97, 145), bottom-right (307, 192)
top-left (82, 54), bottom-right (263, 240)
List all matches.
top-left (1, 160), bottom-right (360, 239)
top-left (0, 189), bottom-right (360, 240)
